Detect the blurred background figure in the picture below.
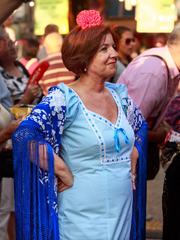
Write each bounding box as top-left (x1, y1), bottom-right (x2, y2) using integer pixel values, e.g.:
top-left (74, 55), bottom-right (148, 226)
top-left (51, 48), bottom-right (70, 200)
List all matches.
top-left (113, 25), bottom-right (135, 67)
top-left (39, 32), bottom-right (75, 96)
top-left (130, 35), bottom-right (142, 59)
top-left (0, 29), bottom-right (29, 104)
top-left (3, 15), bottom-right (16, 42)
top-left (37, 24), bottom-right (59, 60)
top-left (117, 26), bottom-right (180, 229)
top-left (0, 25), bottom-right (40, 240)
top-left (44, 24), bottom-right (59, 36)
top-left (110, 25), bottom-right (136, 83)
top-left (160, 94), bottom-right (180, 240)
top-left (19, 37), bottom-right (40, 75)
top-left (153, 33), bottom-right (168, 48)
top-left (0, 0), bottom-right (25, 24)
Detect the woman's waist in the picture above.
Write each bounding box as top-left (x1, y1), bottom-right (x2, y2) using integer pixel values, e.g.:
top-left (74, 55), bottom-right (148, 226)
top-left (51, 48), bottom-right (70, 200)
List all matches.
top-left (58, 170), bottom-right (132, 205)
top-left (60, 150), bottom-right (131, 167)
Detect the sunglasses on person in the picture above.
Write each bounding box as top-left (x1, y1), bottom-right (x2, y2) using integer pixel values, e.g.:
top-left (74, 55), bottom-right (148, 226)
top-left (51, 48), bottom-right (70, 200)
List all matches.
top-left (125, 38), bottom-right (135, 45)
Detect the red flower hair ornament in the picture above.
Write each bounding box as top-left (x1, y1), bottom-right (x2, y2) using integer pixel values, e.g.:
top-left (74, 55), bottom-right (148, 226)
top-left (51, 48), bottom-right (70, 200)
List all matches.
top-left (76, 10), bottom-right (103, 30)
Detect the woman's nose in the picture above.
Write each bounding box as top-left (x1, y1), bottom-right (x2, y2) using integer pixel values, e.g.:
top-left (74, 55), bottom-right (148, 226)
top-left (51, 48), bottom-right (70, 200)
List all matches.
top-left (111, 47), bottom-right (118, 58)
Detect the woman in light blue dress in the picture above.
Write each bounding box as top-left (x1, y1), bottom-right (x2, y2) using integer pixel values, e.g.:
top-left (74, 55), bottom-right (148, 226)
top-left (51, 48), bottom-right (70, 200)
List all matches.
top-left (12, 10), bottom-right (147, 240)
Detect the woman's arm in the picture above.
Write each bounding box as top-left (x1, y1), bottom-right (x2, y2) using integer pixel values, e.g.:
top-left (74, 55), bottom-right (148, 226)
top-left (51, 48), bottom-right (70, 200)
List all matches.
top-left (54, 153), bottom-right (73, 192)
top-left (34, 142), bottom-right (73, 192)
top-left (0, 0), bottom-right (24, 24)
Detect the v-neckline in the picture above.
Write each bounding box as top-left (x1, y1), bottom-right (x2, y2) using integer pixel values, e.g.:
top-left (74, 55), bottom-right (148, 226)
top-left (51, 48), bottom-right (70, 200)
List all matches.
top-left (67, 84), bottom-right (120, 127)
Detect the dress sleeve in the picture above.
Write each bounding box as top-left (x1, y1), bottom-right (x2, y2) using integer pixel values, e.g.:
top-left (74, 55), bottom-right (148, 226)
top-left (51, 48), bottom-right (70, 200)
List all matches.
top-left (125, 97), bottom-right (148, 240)
top-left (12, 86), bottom-right (66, 240)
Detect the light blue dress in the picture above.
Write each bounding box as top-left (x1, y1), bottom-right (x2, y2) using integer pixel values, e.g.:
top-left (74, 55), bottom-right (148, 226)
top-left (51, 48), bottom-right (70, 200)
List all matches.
top-left (13, 82), bottom-right (147, 240)
top-left (58, 83), bottom-right (135, 240)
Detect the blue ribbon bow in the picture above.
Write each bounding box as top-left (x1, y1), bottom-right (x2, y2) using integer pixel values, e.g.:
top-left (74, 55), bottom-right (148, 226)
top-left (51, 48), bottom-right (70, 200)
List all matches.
top-left (114, 128), bottom-right (130, 152)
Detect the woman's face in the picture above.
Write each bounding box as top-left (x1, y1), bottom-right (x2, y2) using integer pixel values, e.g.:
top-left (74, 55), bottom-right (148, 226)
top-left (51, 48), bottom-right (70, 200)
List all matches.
top-left (87, 33), bottom-right (118, 80)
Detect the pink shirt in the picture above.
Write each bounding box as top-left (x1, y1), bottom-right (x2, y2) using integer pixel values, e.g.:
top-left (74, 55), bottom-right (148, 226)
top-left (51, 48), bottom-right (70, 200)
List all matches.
top-left (117, 46), bottom-right (180, 128)
top-left (20, 58), bottom-right (39, 75)
top-left (38, 53), bottom-right (75, 95)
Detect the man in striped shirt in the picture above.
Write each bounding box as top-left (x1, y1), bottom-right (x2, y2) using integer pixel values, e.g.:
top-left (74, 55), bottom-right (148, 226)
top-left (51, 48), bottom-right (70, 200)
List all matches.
top-left (39, 32), bottom-right (75, 95)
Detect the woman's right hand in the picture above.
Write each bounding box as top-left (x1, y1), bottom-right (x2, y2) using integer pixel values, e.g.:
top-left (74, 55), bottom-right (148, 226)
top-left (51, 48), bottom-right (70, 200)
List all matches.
top-left (57, 178), bottom-right (73, 192)
top-left (54, 153), bottom-right (74, 192)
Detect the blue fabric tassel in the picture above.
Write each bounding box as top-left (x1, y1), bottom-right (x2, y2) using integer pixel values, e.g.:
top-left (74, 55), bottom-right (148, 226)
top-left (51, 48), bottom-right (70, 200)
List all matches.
top-left (114, 128), bottom-right (130, 152)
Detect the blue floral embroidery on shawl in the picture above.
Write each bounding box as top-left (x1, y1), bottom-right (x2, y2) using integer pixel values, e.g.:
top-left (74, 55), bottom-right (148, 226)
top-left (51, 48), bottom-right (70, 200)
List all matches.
top-left (26, 87), bottom-right (66, 153)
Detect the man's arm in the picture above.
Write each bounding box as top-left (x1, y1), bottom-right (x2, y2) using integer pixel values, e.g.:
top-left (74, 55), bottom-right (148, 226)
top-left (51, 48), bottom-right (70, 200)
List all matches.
top-left (0, 0), bottom-right (24, 24)
top-left (0, 119), bottom-right (21, 145)
top-left (118, 57), bottom-right (167, 120)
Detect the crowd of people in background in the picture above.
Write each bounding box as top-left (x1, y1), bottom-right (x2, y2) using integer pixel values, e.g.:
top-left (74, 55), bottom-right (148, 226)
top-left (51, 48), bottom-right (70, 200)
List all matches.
top-left (0, 6), bottom-right (179, 240)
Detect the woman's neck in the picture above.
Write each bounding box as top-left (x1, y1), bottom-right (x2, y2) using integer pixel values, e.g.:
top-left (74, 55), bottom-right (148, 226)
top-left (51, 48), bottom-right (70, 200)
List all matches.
top-left (75, 74), bottom-right (107, 94)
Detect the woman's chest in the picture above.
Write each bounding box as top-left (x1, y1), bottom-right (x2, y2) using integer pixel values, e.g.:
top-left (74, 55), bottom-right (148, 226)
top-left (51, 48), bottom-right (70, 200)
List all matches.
top-left (79, 93), bottom-right (118, 125)
top-left (62, 104), bottom-right (135, 165)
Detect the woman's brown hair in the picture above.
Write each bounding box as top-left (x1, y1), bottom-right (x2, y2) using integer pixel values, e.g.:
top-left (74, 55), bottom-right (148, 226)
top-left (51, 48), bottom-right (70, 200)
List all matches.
top-left (61, 25), bottom-right (118, 75)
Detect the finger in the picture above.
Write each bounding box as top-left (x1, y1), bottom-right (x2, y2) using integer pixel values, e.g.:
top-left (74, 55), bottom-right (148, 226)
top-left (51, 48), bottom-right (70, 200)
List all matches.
top-left (60, 186), bottom-right (70, 192)
top-left (132, 181), bottom-right (136, 190)
top-left (58, 185), bottom-right (69, 192)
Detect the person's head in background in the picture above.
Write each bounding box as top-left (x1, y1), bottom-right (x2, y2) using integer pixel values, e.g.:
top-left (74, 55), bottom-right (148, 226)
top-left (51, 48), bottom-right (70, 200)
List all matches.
top-left (153, 33), bottom-right (167, 48)
top-left (37, 25), bottom-right (60, 60)
top-left (0, 25), bottom-right (17, 65)
top-left (61, 10), bottom-right (118, 79)
top-left (22, 37), bottom-right (39, 60)
top-left (44, 24), bottom-right (59, 37)
top-left (43, 32), bottom-right (63, 55)
top-left (112, 25), bottom-right (135, 67)
top-left (167, 24), bottom-right (180, 70)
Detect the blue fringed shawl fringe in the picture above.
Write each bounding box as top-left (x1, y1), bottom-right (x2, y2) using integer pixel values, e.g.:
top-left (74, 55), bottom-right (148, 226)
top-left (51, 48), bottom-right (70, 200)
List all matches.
top-left (130, 121), bottom-right (148, 240)
top-left (12, 86), bottom-right (66, 240)
top-left (12, 123), bottom-right (59, 240)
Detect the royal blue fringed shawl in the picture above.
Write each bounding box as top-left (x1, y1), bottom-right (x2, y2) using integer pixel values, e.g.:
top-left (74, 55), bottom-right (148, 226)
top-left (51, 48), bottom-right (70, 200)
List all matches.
top-left (13, 87), bottom-right (66, 240)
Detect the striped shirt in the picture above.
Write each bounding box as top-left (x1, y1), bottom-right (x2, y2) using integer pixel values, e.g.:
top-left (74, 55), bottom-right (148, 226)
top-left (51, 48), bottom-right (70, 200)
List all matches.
top-left (39, 53), bottom-right (75, 95)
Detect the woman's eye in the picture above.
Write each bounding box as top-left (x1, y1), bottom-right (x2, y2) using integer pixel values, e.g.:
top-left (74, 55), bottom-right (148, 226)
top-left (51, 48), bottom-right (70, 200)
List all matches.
top-left (100, 46), bottom-right (107, 52)
top-left (113, 44), bottom-right (117, 50)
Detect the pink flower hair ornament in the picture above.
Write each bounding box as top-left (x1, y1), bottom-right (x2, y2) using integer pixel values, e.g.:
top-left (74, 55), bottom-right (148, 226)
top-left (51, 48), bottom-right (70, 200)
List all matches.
top-left (76, 10), bottom-right (103, 30)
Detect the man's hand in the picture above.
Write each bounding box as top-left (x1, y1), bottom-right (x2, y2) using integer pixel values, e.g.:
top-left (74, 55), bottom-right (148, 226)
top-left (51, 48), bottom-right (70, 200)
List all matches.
top-left (0, 119), bottom-right (21, 145)
top-left (148, 122), bottom-right (170, 144)
top-left (20, 85), bottom-right (41, 104)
